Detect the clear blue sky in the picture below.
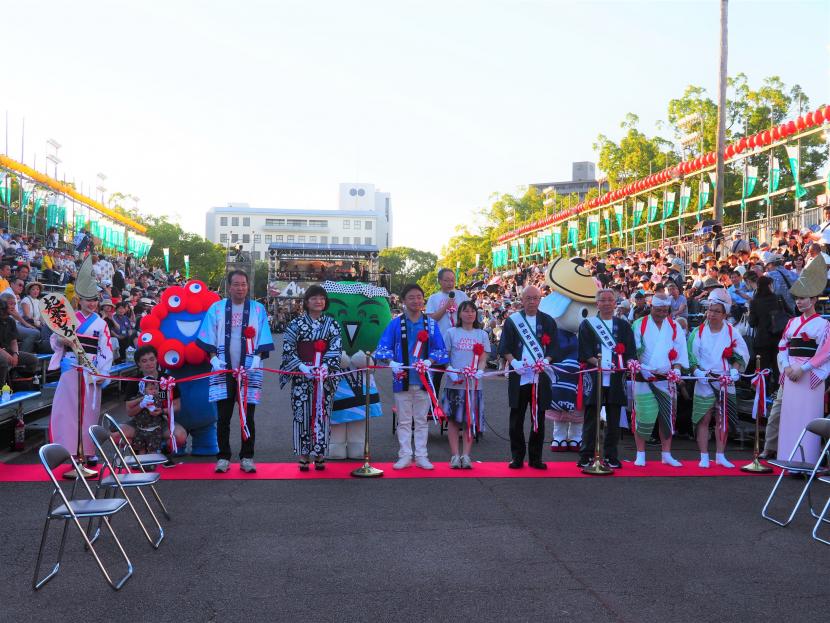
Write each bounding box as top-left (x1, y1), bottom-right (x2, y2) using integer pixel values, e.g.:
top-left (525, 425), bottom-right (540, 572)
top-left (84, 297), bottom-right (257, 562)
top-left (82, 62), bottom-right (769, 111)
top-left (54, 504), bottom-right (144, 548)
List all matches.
top-left (3, 0), bottom-right (828, 253)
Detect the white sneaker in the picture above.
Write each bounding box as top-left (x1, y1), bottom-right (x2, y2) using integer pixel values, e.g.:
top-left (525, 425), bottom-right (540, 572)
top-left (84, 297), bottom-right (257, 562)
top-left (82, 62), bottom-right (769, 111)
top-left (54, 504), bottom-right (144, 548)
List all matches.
top-left (214, 459), bottom-right (230, 473)
top-left (460, 455), bottom-right (473, 469)
top-left (393, 456), bottom-right (412, 470)
top-left (449, 455), bottom-right (461, 469)
top-left (240, 458), bottom-right (257, 473)
top-left (715, 454), bottom-right (735, 468)
top-left (415, 457), bottom-right (434, 470)
top-left (661, 453), bottom-right (682, 467)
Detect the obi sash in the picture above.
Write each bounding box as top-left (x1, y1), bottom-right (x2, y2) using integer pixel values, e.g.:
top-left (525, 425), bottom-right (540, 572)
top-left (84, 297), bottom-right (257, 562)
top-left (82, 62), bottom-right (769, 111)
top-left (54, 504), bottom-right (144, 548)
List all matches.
top-left (788, 337), bottom-right (818, 359)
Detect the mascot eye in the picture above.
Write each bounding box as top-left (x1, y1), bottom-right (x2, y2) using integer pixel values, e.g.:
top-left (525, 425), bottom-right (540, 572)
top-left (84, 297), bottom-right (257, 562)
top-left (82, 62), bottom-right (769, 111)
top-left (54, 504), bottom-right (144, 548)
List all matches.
top-left (163, 351), bottom-right (180, 366)
top-left (140, 333), bottom-right (153, 344)
top-left (188, 283), bottom-right (203, 294)
top-left (168, 296), bottom-right (182, 308)
top-left (581, 307), bottom-right (589, 318)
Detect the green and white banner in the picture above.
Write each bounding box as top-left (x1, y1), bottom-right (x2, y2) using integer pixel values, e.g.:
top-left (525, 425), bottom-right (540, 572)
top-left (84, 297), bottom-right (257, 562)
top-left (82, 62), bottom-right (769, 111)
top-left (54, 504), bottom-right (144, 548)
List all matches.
top-left (588, 214), bottom-right (600, 247)
top-left (567, 220), bottom-right (579, 251)
top-left (769, 157), bottom-right (780, 192)
top-left (552, 228), bottom-right (562, 253)
top-left (633, 201), bottom-right (644, 227)
top-left (663, 191), bottom-right (676, 219)
top-left (679, 185), bottom-right (691, 213)
top-left (613, 204), bottom-right (624, 231)
top-left (163, 247), bottom-right (170, 272)
top-left (603, 210), bottom-right (612, 245)
top-left (785, 145), bottom-right (808, 199)
top-left (741, 165), bottom-right (758, 212)
top-left (647, 196), bottom-right (658, 223)
top-left (698, 181), bottom-right (710, 221)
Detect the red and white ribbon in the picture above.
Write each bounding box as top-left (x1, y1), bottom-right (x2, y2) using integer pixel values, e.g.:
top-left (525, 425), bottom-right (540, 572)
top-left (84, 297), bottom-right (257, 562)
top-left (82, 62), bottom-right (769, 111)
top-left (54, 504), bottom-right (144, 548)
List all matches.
top-left (751, 369), bottom-right (768, 420)
top-left (626, 359), bottom-right (641, 432)
top-left (159, 376), bottom-right (177, 453)
top-left (666, 368), bottom-right (682, 435)
top-left (529, 359), bottom-right (548, 433)
top-left (312, 364), bottom-right (328, 444)
top-left (717, 374), bottom-right (732, 445)
top-left (232, 367), bottom-right (251, 440)
top-left (413, 359), bottom-right (445, 423)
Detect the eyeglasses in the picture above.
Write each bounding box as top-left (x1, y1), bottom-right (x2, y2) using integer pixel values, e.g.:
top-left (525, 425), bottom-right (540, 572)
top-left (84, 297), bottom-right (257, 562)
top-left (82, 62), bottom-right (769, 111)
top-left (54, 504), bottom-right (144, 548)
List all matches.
top-left (523, 296), bottom-right (541, 301)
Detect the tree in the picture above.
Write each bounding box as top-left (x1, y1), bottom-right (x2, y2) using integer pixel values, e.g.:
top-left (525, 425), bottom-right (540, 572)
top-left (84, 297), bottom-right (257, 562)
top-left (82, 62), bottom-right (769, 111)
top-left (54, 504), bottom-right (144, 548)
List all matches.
top-left (378, 246), bottom-right (437, 295)
top-left (144, 216), bottom-right (227, 288)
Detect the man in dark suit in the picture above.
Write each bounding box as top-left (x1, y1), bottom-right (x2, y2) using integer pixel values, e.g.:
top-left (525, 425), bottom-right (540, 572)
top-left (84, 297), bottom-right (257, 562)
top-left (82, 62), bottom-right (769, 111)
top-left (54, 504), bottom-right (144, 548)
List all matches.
top-left (498, 285), bottom-right (558, 469)
top-left (577, 288), bottom-right (637, 469)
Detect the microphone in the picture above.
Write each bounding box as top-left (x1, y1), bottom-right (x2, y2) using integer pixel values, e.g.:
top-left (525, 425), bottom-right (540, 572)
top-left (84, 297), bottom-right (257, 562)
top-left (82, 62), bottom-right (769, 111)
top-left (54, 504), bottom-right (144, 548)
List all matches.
top-left (448, 291), bottom-right (455, 300)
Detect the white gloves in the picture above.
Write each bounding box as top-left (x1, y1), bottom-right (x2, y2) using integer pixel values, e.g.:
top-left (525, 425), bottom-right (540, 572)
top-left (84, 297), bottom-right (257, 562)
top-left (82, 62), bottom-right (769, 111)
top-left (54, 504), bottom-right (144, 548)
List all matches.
top-left (446, 370), bottom-right (459, 383)
top-left (729, 368), bottom-right (740, 382)
top-left (510, 359), bottom-right (525, 372)
top-left (693, 368), bottom-right (708, 379)
top-left (210, 356), bottom-right (226, 371)
top-left (474, 370), bottom-right (484, 380)
top-left (422, 359), bottom-right (432, 368)
top-left (389, 361), bottom-right (403, 375)
top-left (298, 363), bottom-right (312, 376)
top-left (248, 355), bottom-right (262, 370)
top-left (640, 366), bottom-right (656, 381)
top-left (139, 395), bottom-right (154, 409)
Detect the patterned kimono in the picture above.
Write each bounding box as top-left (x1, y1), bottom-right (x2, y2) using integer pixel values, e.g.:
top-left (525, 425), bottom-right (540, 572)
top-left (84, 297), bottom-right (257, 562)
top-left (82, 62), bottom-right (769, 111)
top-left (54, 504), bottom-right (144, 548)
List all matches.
top-left (48, 312), bottom-right (113, 456)
top-left (687, 322), bottom-right (749, 427)
top-left (196, 298), bottom-right (275, 405)
top-left (281, 314), bottom-right (342, 456)
top-left (778, 313), bottom-right (830, 463)
top-left (631, 315), bottom-right (689, 438)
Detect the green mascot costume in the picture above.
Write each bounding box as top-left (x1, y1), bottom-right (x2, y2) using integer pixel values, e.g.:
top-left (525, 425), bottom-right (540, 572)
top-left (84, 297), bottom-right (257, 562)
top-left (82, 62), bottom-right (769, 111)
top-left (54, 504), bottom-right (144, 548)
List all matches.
top-left (323, 281), bottom-right (391, 459)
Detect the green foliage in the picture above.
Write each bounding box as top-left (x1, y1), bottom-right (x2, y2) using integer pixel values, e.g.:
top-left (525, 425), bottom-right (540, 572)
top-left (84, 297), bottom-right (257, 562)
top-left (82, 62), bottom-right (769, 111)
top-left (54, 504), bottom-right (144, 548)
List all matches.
top-left (378, 246), bottom-right (438, 295)
top-left (144, 216), bottom-right (226, 288)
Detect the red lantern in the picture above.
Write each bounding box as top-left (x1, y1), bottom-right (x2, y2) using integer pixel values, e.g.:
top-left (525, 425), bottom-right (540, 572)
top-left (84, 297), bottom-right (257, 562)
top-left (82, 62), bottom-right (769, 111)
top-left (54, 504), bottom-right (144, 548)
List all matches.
top-left (786, 120), bottom-right (796, 134)
top-left (771, 126), bottom-right (780, 140)
top-left (748, 135), bottom-right (756, 149)
top-left (762, 130), bottom-right (771, 145)
top-left (738, 138), bottom-right (748, 152)
top-left (815, 107), bottom-right (825, 124)
top-left (725, 145), bottom-right (734, 158)
top-left (707, 152), bottom-right (716, 166)
top-left (796, 116), bottom-right (806, 131)
top-left (806, 112), bottom-right (815, 127)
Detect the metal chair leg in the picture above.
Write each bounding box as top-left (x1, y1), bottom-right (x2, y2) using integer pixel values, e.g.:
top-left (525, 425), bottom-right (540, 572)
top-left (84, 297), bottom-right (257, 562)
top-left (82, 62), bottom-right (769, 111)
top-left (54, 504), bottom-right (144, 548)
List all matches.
top-left (812, 494), bottom-right (830, 545)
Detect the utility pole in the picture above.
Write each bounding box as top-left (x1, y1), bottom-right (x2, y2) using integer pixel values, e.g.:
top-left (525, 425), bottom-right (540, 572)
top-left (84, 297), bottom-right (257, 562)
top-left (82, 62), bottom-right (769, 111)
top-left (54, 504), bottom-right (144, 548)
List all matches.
top-left (714, 0), bottom-right (729, 222)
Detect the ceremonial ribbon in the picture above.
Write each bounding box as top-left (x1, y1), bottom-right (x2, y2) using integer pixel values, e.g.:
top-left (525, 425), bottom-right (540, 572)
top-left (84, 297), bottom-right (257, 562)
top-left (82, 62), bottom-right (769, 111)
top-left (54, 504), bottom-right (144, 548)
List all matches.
top-left (447, 303), bottom-right (457, 327)
top-left (626, 359), bottom-right (641, 432)
top-left (311, 364), bottom-right (329, 444)
top-left (159, 376), bottom-right (178, 453)
top-left (461, 365), bottom-right (478, 437)
top-left (530, 359), bottom-right (547, 433)
top-left (413, 359), bottom-right (445, 423)
top-left (716, 374), bottom-right (732, 445)
top-left (575, 363), bottom-right (585, 411)
top-left (231, 367), bottom-right (251, 440)
top-left (750, 370), bottom-right (768, 421)
top-left (666, 368), bottom-right (682, 435)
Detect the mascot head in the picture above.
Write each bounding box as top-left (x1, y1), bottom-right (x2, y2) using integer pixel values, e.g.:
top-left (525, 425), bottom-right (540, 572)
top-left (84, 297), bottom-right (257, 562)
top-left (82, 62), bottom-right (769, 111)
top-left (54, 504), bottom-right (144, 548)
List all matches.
top-left (539, 257), bottom-right (599, 334)
top-left (137, 280), bottom-right (221, 369)
top-left (323, 281), bottom-right (392, 362)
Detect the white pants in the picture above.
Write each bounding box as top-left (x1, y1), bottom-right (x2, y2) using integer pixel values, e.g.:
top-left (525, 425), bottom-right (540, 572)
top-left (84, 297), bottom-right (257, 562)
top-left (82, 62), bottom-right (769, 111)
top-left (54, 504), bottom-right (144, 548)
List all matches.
top-left (394, 387), bottom-right (431, 459)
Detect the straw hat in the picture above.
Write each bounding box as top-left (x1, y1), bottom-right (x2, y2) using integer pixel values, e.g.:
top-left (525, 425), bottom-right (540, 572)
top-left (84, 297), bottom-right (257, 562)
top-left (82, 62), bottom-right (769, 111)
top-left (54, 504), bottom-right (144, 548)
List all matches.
top-left (543, 257), bottom-right (598, 304)
top-left (790, 254), bottom-right (827, 298)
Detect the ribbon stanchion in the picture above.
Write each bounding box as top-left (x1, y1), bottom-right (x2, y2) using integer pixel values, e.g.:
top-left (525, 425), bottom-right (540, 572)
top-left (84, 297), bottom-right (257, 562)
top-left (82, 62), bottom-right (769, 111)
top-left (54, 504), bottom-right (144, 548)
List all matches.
top-left (583, 352), bottom-right (613, 476)
top-left (352, 352), bottom-right (383, 478)
top-left (742, 356), bottom-right (773, 474)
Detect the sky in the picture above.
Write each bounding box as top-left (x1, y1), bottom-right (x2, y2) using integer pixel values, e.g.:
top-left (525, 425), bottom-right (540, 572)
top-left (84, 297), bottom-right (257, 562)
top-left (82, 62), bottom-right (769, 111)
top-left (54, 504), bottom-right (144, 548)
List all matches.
top-left (2, 0), bottom-right (829, 253)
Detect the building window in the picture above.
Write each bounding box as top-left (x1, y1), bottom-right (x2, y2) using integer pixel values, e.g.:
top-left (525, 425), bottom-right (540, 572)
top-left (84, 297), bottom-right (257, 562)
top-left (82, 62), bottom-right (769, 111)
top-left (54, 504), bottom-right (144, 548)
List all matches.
top-left (242, 234), bottom-right (250, 243)
top-left (220, 233), bottom-right (228, 243)
top-left (265, 218), bottom-right (285, 227)
top-left (353, 237), bottom-right (361, 245)
top-left (220, 217), bottom-right (228, 226)
top-left (231, 217), bottom-right (239, 226)
top-left (265, 235), bottom-right (272, 243)
top-left (298, 235), bottom-right (306, 242)
top-left (343, 220), bottom-right (351, 229)
top-left (275, 235), bottom-right (284, 242)
top-left (231, 233), bottom-right (239, 243)
top-left (286, 235), bottom-right (294, 242)
top-left (320, 236), bottom-right (327, 244)
top-left (309, 219), bottom-right (327, 228)
top-left (353, 220), bottom-right (361, 229)
top-left (242, 217), bottom-right (250, 227)
top-left (365, 237), bottom-right (372, 245)
top-left (287, 219), bottom-right (306, 228)
top-left (364, 221), bottom-right (373, 230)
top-left (332, 236), bottom-right (339, 244)
top-left (309, 235), bottom-right (317, 243)
top-left (253, 251), bottom-right (260, 261)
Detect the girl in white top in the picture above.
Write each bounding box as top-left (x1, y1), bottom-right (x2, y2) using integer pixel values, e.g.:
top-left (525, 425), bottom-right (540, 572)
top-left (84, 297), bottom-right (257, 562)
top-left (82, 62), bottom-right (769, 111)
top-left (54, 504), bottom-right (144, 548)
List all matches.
top-left (442, 300), bottom-right (490, 469)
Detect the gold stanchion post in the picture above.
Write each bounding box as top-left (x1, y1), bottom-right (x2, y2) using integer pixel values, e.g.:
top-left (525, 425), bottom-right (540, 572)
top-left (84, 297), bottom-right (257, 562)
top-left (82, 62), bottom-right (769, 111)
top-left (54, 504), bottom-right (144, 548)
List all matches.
top-left (741, 354), bottom-right (772, 473)
top-left (352, 352), bottom-right (383, 478)
top-left (583, 351), bottom-right (613, 475)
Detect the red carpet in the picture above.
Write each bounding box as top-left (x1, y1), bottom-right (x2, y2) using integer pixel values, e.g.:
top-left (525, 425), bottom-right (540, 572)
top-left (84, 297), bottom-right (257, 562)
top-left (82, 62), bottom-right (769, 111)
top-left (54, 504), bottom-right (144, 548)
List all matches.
top-left (0, 460), bottom-right (780, 482)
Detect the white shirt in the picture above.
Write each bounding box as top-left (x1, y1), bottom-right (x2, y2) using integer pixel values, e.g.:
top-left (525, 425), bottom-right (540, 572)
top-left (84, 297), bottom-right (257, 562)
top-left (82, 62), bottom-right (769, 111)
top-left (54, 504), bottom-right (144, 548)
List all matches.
top-left (425, 289), bottom-right (469, 343)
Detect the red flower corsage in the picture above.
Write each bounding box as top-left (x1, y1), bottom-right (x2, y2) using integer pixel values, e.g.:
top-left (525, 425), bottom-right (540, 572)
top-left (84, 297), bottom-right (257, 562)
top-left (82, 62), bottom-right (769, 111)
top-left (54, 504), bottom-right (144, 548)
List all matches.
top-left (243, 326), bottom-right (256, 339)
top-left (417, 330), bottom-right (429, 343)
top-left (614, 343), bottom-right (626, 355)
top-left (313, 339), bottom-right (328, 353)
top-left (541, 334), bottom-right (551, 346)
top-left (668, 348), bottom-right (678, 362)
top-left (473, 343), bottom-right (485, 356)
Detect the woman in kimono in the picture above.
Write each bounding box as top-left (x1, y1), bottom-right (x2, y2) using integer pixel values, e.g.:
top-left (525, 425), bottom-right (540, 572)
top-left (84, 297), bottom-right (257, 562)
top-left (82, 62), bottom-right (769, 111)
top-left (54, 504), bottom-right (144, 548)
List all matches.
top-left (196, 270), bottom-right (275, 474)
top-left (281, 285), bottom-right (342, 471)
top-left (777, 255), bottom-right (830, 464)
top-left (48, 256), bottom-right (113, 468)
top-left (687, 289), bottom-right (749, 468)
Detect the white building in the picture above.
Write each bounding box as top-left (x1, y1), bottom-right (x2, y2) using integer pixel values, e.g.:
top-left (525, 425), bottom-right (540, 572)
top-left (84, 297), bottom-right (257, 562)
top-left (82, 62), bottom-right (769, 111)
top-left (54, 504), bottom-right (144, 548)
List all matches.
top-left (205, 183), bottom-right (393, 260)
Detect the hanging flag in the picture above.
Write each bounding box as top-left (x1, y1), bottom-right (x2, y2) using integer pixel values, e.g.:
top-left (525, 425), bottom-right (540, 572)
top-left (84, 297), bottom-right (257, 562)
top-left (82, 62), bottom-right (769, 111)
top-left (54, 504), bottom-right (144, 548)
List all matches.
top-left (602, 210), bottom-right (612, 245)
top-left (510, 241), bottom-right (519, 262)
top-left (0, 173), bottom-right (6, 205)
top-left (708, 171), bottom-right (717, 190)
top-left (567, 220), bottom-right (579, 251)
top-left (785, 145), bottom-right (808, 199)
top-left (698, 181), bottom-right (710, 221)
top-left (770, 157), bottom-right (780, 192)
top-left (741, 165), bottom-right (759, 212)
top-left (633, 201), bottom-right (644, 227)
top-left (587, 215), bottom-right (600, 247)
top-left (544, 233), bottom-right (553, 254)
top-left (679, 185), bottom-right (691, 213)
top-left (663, 191), bottom-right (676, 219)
top-left (613, 204), bottom-right (624, 231)
top-left (647, 197), bottom-right (658, 223)
top-left (553, 228), bottom-right (562, 253)
top-left (184, 255), bottom-right (190, 279)
top-left (163, 247), bottom-right (170, 271)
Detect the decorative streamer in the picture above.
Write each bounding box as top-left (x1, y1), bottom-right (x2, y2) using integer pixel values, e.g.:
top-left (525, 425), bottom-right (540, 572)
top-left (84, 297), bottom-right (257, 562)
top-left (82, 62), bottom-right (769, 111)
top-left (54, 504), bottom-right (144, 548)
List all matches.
top-left (785, 145), bottom-right (808, 199)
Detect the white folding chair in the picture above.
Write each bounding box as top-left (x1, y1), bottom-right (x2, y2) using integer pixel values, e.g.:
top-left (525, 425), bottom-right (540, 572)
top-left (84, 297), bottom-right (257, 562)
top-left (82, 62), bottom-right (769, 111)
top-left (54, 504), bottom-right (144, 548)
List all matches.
top-left (88, 425), bottom-right (165, 549)
top-left (762, 418), bottom-right (830, 527)
top-left (32, 444), bottom-right (133, 590)
top-left (102, 413), bottom-right (171, 520)
top-left (811, 476), bottom-right (830, 545)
